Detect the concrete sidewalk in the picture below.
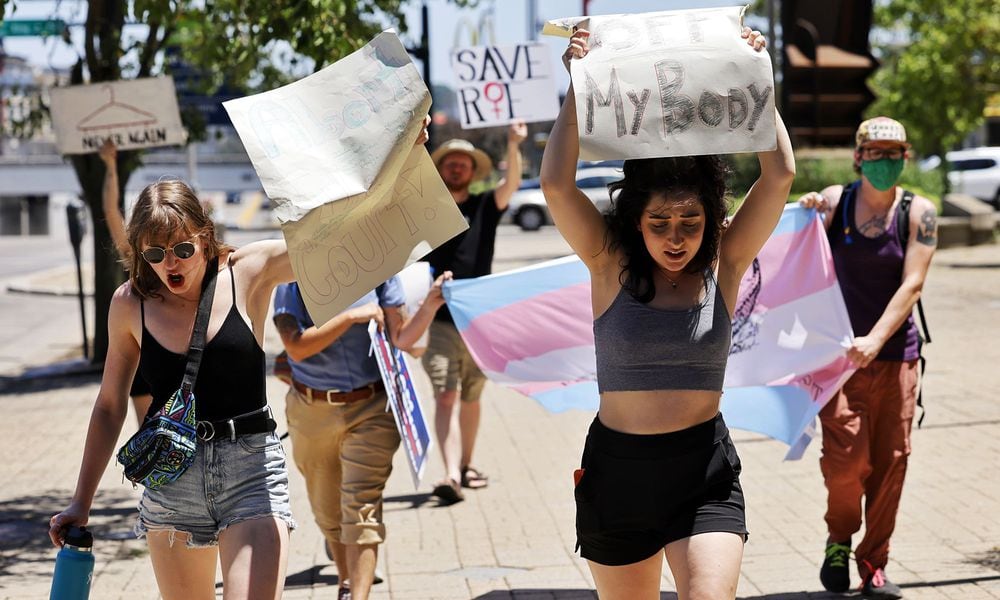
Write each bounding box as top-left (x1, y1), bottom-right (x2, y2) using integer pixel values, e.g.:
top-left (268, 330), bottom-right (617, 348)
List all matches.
top-left (1, 243), bottom-right (999, 599)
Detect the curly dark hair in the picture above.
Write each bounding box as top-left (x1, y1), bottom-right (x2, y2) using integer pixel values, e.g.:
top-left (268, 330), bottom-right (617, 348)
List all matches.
top-left (603, 155), bottom-right (730, 303)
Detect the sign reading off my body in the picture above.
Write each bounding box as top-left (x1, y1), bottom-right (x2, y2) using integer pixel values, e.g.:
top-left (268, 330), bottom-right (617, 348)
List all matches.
top-left (547, 6), bottom-right (777, 159)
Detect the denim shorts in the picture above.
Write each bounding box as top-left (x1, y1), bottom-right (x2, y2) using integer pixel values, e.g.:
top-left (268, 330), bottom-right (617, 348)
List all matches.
top-left (134, 431), bottom-right (297, 547)
top-left (575, 413), bottom-right (748, 566)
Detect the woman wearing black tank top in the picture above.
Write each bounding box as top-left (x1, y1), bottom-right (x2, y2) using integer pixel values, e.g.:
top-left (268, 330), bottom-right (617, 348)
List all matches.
top-left (49, 121), bottom-right (432, 599)
top-left (541, 27), bottom-right (795, 599)
top-left (48, 178), bottom-right (298, 599)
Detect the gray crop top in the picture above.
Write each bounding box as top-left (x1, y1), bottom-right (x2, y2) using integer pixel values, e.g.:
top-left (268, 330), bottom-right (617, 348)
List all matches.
top-left (593, 271), bottom-right (732, 393)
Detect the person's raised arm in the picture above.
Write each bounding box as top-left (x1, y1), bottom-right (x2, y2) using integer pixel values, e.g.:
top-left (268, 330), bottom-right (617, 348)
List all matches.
top-left (389, 271), bottom-right (452, 352)
top-left (493, 121), bottom-right (527, 211)
top-left (540, 29), bottom-right (614, 273)
top-left (99, 141), bottom-right (129, 258)
top-left (719, 29), bottom-right (796, 285)
top-left (49, 285), bottom-right (138, 546)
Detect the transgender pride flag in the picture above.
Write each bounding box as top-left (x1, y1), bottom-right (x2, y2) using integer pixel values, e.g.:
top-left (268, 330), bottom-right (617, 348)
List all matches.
top-left (444, 205), bottom-right (855, 459)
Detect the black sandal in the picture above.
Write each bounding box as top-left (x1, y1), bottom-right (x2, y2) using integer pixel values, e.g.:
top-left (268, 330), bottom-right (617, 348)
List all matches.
top-left (431, 478), bottom-right (464, 504)
top-left (460, 465), bottom-right (489, 489)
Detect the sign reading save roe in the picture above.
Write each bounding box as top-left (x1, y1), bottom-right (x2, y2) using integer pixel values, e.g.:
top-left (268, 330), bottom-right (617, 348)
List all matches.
top-left (450, 42), bottom-right (559, 129)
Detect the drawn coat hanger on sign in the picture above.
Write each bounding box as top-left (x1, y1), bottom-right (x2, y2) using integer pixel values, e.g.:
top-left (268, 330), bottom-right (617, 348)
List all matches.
top-left (76, 85), bottom-right (159, 131)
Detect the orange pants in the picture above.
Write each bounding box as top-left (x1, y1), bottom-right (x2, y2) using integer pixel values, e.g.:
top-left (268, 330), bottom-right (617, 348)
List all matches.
top-left (819, 360), bottom-right (918, 577)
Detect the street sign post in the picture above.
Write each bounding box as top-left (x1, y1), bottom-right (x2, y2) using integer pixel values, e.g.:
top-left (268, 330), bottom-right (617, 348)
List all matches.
top-left (0, 19), bottom-right (66, 37)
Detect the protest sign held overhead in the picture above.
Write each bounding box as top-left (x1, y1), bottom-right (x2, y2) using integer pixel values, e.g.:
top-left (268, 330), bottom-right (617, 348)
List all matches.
top-left (450, 42), bottom-right (560, 129)
top-left (49, 77), bottom-right (187, 155)
top-left (543, 6), bottom-right (776, 160)
top-left (224, 32), bottom-right (468, 327)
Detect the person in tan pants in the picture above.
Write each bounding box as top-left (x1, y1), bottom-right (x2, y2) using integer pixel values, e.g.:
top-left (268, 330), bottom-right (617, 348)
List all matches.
top-left (274, 271), bottom-right (448, 600)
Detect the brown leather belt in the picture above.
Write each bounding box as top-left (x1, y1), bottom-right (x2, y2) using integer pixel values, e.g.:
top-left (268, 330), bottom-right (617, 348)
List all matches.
top-left (292, 379), bottom-right (384, 404)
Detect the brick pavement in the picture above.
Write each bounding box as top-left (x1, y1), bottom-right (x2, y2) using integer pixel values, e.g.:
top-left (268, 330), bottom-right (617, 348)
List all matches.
top-left (1, 242), bottom-right (999, 599)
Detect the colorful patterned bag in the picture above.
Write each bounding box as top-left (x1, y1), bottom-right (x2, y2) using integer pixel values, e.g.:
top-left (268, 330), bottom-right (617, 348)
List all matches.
top-left (117, 388), bottom-right (199, 489)
top-left (116, 258), bottom-right (217, 489)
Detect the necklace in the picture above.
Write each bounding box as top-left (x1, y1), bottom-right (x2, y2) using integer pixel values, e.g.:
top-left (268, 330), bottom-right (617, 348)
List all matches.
top-left (662, 272), bottom-right (680, 289)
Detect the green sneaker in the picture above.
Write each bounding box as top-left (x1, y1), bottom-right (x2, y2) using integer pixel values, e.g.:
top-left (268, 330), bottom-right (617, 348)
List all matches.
top-left (820, 540), bottom-right (852, 593)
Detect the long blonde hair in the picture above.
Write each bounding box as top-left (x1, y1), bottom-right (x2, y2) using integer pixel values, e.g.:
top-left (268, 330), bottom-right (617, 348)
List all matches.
top-left (125, 180), bottom-right (230, 299)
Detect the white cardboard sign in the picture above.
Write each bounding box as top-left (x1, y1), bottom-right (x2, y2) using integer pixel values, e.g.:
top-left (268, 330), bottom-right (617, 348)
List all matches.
top-left (224, 32), bottom-right (468, 327)
top-left (49, 77), bottom-right (187, 155)
top-left (544, 6), bottom-right (776, 160)
top-left (451, 42), bottom-right (559, 129)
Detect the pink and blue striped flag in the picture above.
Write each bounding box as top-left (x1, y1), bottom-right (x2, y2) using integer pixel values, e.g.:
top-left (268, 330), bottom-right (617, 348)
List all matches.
top-left (444, 205), bottom-right (855, 458)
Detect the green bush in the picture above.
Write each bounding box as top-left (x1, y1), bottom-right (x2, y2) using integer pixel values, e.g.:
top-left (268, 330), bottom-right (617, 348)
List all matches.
top-left (725, 152), bottom-right (943, 209)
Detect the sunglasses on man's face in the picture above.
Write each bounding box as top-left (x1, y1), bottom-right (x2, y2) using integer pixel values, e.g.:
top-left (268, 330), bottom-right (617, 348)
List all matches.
top-left (141, 241), bottom-right (197, 264)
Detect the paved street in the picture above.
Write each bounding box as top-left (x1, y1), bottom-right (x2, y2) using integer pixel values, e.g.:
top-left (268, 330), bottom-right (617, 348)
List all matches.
top-left (1, 225), bottom-right (999, 599)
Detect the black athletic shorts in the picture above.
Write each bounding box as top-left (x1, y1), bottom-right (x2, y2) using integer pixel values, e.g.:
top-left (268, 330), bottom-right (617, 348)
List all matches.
top-left (574, 412), bottom-right (748, 566)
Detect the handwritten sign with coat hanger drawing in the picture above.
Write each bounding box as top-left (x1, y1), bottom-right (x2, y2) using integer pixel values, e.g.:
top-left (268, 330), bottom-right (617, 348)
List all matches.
top-left (450, 42), bottom-right (559, 129)
top-left (49, 77), bottom-right (188, 154)
top-left (224, 31), bottom-right (468, 327)
top-left (543, 6), bottom-right (777, 160)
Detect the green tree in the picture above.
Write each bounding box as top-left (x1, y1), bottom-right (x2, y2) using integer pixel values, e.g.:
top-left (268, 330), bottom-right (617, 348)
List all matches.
top-left (0, 0), bottom-right (471, 363)
top-left (869, 0), bottom-right (1000, 169)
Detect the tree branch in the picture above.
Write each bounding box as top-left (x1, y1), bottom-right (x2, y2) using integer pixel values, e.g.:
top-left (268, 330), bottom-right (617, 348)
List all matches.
top-left (84, 0), bottom-right (101, 79)
top-left (137, 21), bottom-right (163, 78)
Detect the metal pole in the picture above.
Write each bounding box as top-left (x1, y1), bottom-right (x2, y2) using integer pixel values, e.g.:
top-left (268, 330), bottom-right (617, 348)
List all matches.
top-left (186, 142), bottom-right (199, 192)
top-left (73, 243), bottom-right (88, 360)
top-left (421, 1), bottom-right (434, 148)
top-left (421, 2), bottom-right (431, 91)
top-left (527, 0), bottom-right (538, 41)
top-left (66, 202), bottom-right (89, 360)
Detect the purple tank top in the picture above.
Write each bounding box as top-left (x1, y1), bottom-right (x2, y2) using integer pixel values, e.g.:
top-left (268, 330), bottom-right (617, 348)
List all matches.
top-left (828, 182), bottom-right (920, 361)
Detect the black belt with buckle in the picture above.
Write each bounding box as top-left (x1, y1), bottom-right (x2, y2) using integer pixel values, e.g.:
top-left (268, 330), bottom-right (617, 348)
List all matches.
top-left (196, 410), bottom-right (276, 442)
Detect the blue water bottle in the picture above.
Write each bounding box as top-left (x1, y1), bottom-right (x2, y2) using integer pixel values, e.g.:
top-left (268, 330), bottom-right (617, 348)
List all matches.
top-left (50, 526), bottom-right (94, 600)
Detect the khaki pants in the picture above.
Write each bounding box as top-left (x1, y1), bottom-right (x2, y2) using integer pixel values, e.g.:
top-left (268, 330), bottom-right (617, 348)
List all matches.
top-left (422, 320), bottom-right (487, 402)
top-left (285, 385), bottom-right (401, 546)
top-left (819, 360), bottom-right (918, 576)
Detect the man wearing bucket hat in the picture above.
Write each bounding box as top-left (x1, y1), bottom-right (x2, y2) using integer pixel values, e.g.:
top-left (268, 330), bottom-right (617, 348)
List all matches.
top-left (423, 121), bottom-right (528, 504)
top-left (798, 117), bottom-right (938, 599)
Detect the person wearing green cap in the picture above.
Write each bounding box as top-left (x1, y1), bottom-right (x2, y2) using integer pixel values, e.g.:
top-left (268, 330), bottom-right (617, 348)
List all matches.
top-left (798, 116), bottom-right (938, 599)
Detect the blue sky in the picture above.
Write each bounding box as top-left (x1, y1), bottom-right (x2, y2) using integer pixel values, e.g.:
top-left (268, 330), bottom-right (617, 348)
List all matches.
top-left (2, 0), bottom-right (756, 90)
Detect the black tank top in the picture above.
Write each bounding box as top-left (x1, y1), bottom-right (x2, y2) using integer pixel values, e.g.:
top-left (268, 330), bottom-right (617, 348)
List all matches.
top-left (139, 259), bottom-right (266, 421)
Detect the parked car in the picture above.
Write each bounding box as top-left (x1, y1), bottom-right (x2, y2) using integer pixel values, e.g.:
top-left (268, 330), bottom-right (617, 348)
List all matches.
top-left (507, 167), bottom-right (623, 231)
top-left (944, 147), bottom-right (1000, 207)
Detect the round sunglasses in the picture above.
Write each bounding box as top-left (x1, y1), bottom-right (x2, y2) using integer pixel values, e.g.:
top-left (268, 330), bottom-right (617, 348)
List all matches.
top-left (141, 241), bottom-right (197, 264)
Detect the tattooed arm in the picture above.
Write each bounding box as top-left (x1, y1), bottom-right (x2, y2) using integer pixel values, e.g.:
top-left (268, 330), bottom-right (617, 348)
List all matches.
top-left (846, 195), bottom-right (937, 367)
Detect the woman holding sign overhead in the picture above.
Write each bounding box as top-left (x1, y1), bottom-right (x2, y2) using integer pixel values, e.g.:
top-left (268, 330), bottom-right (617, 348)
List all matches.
top-left (540, 25), bottom-right (794, 600)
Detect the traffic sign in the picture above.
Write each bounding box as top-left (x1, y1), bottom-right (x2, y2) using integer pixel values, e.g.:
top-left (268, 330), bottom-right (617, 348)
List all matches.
top-left (0, 19), bottom-right (67, 37)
